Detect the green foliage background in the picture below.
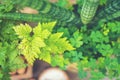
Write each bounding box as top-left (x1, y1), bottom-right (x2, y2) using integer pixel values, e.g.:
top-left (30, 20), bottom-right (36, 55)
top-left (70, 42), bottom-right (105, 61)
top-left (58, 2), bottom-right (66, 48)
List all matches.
top-left (0, 0), bottom-right (120, 80)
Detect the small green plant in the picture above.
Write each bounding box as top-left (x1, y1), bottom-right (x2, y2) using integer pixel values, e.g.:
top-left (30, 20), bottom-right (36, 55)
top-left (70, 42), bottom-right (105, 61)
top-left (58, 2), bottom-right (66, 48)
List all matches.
top-left (13, 21), bottom-right (74, 67)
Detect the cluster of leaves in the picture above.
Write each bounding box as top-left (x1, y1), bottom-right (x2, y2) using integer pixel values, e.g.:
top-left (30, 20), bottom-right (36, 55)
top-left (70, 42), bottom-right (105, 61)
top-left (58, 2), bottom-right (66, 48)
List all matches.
top-left (57, 20), bottom-right (120, 79)
top-left (13, 21), bottom-right (74, 67)
top-left (53, 0), bottom-right (120, 79)
top-left (0, 42), bottom-right (26, 80)
top-left (0, 21), bottom-right (26, 80)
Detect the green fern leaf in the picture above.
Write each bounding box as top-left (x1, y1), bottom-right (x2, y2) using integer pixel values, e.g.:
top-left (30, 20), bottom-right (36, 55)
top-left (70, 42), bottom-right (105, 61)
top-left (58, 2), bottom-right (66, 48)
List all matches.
top-left (13, 24), bottom-right (32, 38)
top-left (49, 33), bottom-right (63, 41)
top-left (33, 23), bottom-right (42, 36)
top-left (42, 21), bottom-right (56, 32)
top-left (33, 23), bottom-right (51, 39)
top-left (47, 32), bottom-right (75, 53)
top-left (14, 24), bottom-right (46, 64)
top-left (39, 49), bottom-right (51, 63)
top-left (14, 21), bottom-right (74, 66)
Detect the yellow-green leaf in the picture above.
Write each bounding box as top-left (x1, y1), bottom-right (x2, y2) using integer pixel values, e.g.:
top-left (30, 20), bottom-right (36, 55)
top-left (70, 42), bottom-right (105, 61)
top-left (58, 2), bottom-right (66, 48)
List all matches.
top-left (13, 24), bottom-right (32, 38)
top-left (42, 21), bottom-right (56, 32)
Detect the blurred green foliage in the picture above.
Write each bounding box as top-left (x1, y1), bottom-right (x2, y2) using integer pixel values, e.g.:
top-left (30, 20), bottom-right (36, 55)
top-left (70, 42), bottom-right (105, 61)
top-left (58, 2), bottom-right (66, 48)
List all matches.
top-left (0, 0), bottom-right (120, 80)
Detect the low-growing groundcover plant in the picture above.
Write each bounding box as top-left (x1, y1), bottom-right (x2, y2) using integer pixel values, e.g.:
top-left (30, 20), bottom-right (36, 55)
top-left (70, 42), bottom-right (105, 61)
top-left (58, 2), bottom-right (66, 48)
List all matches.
top-left (0, 0), bottom-right (120, 80)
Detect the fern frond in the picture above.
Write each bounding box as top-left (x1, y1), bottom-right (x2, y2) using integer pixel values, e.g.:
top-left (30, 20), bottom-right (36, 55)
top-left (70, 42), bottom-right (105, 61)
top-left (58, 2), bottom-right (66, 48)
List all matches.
top-left (46, 32), bottom-right (75, 54)
top-left (39, 49), bottom-right (51, 63)
top-left (13, 24), bottom-right (32, 38)
top-left (49, 33), bottom-right (63, 42)
top-left (18, 37), bottom-right (45, 64)
top-left (33, 23), bottom-right (51, 39)
top-left (14, 21), bottom-right (74, 65)
top-left (14, 23), bottom-right (46, 64)
top-left (41, 21), bottom-right (56, 32)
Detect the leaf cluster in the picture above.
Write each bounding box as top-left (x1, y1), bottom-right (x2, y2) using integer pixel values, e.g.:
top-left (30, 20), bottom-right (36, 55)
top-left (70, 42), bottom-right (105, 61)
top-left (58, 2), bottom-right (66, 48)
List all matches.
top-left (0, 42), bottom-right (26, 80)
top-left (61, 20), bottom-right (120, 79)
top-left (13, 21), bottom-right (74, 67)
top-left (0, 20), bottom-right (26, 80)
